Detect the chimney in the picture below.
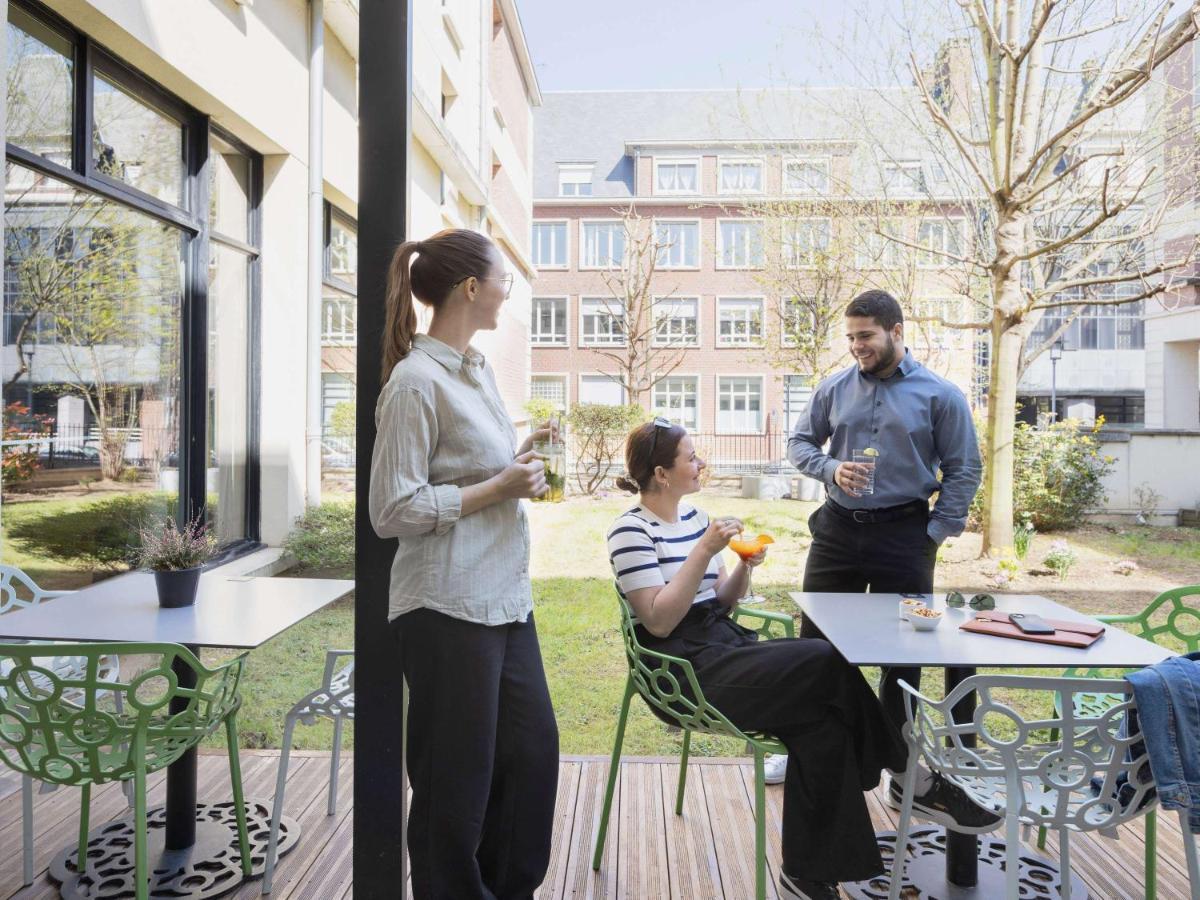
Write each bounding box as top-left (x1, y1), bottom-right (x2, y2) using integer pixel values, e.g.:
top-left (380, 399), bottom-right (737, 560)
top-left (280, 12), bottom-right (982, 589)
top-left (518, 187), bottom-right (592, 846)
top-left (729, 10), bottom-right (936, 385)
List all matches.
top-left (932, 39), bottom-right (972, 128)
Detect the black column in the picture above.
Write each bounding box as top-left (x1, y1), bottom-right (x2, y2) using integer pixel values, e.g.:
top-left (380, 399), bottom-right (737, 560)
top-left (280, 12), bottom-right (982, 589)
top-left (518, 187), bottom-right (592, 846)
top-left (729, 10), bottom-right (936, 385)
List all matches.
top-left (355, 2), bottom-right (412, 897)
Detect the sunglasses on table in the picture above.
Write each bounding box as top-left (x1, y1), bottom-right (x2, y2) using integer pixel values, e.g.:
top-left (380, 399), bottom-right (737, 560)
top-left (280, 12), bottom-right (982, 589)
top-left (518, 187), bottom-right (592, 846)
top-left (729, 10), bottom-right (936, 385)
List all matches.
top-left (945, 591), bottom-right (996, 610)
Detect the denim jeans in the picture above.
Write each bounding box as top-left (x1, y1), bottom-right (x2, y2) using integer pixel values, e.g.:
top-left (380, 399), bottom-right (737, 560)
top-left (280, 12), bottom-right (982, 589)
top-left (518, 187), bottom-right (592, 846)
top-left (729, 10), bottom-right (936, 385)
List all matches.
top-left (1127, 651), bottom-right (1200, 834)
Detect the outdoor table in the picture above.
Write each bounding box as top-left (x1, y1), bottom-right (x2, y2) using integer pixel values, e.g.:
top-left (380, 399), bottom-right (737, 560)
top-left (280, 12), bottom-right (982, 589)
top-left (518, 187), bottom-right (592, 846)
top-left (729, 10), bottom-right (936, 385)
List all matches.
top-left (790, 590), bottom-right (1171, 900)
top-left (0, 570), bottom-right (354, 900)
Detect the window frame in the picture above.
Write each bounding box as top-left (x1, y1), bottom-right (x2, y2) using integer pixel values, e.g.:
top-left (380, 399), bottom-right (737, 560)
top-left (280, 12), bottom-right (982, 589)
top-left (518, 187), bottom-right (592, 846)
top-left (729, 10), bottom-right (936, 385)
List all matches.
top-left (653, 157), bottom-right (701, 196)
top-left (716, 218), bottom-right (765, 270)
top-left (716, 296), bottom-right (766, 348)
top-left (651, 374), bottom-right (701, 431)
top-left (579, 297), bottom-right (626, 347)
top-left (916, 217), bottom-right (964, 269)
top-left (855, 218), bottom-right (904, 269)
top-left (530, 296), bottom-right (569, 346)
top-left (652, 296), bottom-right (701, 348)
top-left (715, 374), bottom-right (766, 435)
top-left (782, 156), bottom-right (831, 196)
top-left (782, 217), bottom-right (831, 269)
top-left (654, 218), bottom-right (702, 270)
top-left (4, 0), bottom-right (263, 548)
top-left (531, 219), bottom-right (570, 270)
top-left (578, 371), bottom-right (627, 406)
top-left (530, 373), bottom-right (570, 413)
top-left (557, 163), bottom-right (593, 197)
top-left (578, 218), bottom-right (626, 270)
top-left (882, 160), bottom-right (925, 197)
top-left (717, 157), bottom-right (764, 195)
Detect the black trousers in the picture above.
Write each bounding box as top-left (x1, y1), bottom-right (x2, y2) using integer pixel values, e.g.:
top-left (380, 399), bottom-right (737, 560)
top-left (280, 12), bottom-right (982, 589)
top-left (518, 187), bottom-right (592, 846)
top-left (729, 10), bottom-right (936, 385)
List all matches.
top-left (801, 500), bottom-right (937, 731)
top-left (644, 604), bottom-right (907, 883)
top-left (394, 608), bottom-right (559, 900)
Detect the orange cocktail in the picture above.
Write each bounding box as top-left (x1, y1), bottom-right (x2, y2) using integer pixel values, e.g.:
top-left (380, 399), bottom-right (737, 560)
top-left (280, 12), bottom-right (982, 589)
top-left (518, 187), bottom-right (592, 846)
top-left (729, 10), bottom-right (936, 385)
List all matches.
top-left (728, 533), bottom-right (774, 603)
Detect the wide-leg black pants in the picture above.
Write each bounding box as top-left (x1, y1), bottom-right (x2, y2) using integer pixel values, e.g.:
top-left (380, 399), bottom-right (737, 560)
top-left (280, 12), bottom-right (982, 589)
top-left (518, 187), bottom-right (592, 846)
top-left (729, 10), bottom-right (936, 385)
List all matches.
top-left (801, 500), bottom-right (937, 730)
top-left (394, 608), bottom-right (559, 900)
top-left (644, 605), bottom-right (907, 883)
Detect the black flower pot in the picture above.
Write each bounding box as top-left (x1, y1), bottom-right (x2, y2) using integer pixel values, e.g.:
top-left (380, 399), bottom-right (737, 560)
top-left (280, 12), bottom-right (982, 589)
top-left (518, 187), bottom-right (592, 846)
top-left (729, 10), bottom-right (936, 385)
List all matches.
top-left (153, 566), bottom-right (202, 608)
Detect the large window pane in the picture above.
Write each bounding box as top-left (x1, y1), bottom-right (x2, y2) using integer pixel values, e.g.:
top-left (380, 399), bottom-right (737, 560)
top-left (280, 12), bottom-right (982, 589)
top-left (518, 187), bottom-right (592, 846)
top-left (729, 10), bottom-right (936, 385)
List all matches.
top-left (210, 133), bottom-right (250, 242)
top-left (6, 7), bottom-right (74, 167)
top-left (329, 215), bottom-right (357, 288)
top-left (3, 163), bottom-right (182, 585)
top-left (93, 74), bottom-right (185, 207)
top-left (206, 244), bottom-right (250, 544)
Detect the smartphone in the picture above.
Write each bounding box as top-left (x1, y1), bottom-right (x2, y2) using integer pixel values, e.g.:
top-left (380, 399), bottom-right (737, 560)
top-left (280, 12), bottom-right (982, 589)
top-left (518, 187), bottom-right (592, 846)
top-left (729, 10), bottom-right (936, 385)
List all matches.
top-left (1009, 613), bottom-right (1055, 635)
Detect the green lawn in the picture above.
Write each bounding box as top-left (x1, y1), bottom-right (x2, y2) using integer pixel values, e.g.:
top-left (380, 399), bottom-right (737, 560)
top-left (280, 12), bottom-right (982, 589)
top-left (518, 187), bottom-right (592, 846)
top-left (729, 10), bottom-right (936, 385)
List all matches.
top-left (5, 491), bottom-right (1199, 754)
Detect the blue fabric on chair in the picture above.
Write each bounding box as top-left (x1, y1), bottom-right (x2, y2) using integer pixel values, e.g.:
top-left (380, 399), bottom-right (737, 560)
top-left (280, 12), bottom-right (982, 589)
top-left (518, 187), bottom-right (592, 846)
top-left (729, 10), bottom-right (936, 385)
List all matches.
top-left (1126, 651), bottom-right (1200, 834)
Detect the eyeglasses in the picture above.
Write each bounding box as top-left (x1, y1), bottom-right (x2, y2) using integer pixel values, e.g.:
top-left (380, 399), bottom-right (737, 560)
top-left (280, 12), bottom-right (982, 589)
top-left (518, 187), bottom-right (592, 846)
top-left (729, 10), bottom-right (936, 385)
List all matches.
top-left (455, 273), bottom-right (514, 298)
top-left (648, 416), bottom-right (671, 458)
top-left (945, 591), bottom-right (996, 610)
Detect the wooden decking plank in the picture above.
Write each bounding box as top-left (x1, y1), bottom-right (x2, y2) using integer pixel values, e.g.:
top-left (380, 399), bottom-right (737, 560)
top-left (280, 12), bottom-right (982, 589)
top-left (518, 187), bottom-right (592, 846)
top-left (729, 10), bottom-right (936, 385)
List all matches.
top-left (700, 759), bottom-right (778, 899)
top-left (659, 761), bottom-right (724, 899)
top-left (615, 762), bottom-right (670, 900)
top-left (535, 758), bottom-right (580, 900)
top-left (560, 758), bottom-right (619, 899)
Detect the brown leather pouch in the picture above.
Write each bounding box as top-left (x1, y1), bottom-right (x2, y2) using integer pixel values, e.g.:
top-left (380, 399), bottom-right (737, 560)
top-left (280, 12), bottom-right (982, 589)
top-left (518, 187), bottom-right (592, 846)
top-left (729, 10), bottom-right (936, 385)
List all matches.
top-left (958, 611), bottom-right (1105, 648)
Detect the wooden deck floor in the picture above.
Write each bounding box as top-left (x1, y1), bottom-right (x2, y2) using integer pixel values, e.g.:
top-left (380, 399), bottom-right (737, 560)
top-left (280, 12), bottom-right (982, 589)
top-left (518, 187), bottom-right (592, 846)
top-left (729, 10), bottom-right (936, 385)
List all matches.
top-left (2, 751), bottom-right (1193, 899)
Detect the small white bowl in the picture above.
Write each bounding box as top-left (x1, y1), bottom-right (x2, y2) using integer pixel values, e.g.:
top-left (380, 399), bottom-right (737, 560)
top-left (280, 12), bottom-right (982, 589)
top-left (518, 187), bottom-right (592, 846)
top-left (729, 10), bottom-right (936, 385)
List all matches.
top-left (899, 598), bottom-right (924, 620)
top-left (907, 608), bottom-right (944, 631)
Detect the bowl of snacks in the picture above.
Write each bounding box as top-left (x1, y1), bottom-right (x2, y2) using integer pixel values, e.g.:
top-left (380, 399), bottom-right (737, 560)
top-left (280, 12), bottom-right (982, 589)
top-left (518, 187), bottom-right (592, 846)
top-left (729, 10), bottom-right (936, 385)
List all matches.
top-left (907, 607), bottom-right (944, 631)
top-left (899, 598), bottom-right (925, 620)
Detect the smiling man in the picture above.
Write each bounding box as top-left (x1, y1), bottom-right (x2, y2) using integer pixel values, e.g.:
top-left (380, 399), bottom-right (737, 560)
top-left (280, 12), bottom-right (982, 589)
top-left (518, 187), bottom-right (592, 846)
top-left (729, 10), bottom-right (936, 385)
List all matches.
top-left (787, 289), bottom-right (982, 733)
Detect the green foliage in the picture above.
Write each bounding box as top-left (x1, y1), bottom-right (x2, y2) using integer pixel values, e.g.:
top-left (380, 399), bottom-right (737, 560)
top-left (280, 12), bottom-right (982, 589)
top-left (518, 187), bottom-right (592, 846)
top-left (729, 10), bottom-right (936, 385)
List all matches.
top-left (6, 492), bottom-right (176, 570)
top-left (972, 417), bottom-right (1113, 532)
top-left (523, 398), bottom-right (558, 428)
top-left (133, 515), bottom-right (216, 571)
top-left (1013, 515), bottom-right (1036, 560)
top-left (1043, 539), bottom-right (1078, 581)
top-left (282, 501), bottom-right (354, 576)
top-left (565, 403), bottom-right (645, 495)
top-left (328, 401), bottom-right (356, 439)
top-left (1, 402), bottom-right (48, 489)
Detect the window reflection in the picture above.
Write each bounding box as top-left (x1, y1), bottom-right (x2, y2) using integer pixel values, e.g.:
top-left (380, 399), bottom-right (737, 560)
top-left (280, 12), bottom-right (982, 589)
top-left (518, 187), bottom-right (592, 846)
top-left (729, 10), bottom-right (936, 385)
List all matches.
top-left (93, 74), bottom-right (185, 207)
top-left (6, 7), bottom-right (74, 167)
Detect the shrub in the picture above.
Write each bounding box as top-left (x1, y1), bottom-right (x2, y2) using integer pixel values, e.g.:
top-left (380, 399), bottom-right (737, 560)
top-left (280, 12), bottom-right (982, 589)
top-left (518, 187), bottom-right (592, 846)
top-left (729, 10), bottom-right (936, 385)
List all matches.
top-left (283, 500), bottom-right (354, 576)
top-left (2, 402), bottom-right (50, 490)
top-left (971, 417), bottom-right (1113, 532)
top-left (565, 403), bottom-right (644, 496)
top-left (6, 492), bottom-right (176, 570)
top-left (1013, 515), bottom-right (1036, 560)
top-left (523, 398), bottom-right (559, 429)
top-left (1042, 539), bottom-right (1077, 581)
top-left (328, 401), bottom-right (356, 439)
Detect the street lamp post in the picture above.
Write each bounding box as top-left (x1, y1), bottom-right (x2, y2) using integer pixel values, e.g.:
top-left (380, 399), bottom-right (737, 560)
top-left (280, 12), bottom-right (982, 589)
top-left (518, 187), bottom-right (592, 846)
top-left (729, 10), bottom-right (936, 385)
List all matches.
top-left (1049, 338), bottom-right (1064, 422)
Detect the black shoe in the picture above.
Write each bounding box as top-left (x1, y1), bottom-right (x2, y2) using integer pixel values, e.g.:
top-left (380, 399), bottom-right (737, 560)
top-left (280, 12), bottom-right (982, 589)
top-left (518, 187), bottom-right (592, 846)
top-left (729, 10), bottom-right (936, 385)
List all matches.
top-left (779, 871), bottom-right (840, 899)
top-left (889, 772), bottom-right (1002, 833)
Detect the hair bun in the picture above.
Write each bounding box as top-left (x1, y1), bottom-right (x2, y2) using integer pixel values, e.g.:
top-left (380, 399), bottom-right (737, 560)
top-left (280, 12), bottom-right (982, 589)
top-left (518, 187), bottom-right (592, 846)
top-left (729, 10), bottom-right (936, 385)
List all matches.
top-left (614, 475), bottom-right (641, 494)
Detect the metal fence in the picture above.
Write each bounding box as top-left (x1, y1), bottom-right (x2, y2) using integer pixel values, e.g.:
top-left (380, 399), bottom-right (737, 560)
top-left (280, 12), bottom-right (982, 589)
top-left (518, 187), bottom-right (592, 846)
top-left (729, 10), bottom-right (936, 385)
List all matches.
top-left (0, 423), bottom-right (175, 469)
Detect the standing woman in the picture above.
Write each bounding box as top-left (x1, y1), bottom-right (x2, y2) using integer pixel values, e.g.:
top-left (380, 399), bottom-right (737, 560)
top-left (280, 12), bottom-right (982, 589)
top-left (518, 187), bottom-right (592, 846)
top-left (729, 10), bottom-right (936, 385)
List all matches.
top-left (369, 229), bottom-right (559, 900)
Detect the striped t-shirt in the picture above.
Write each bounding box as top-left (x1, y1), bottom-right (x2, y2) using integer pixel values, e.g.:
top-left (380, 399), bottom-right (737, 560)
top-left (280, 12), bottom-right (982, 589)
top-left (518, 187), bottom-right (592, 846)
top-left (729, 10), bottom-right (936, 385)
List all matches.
top-left (607, 504), bottom-right (721, 605)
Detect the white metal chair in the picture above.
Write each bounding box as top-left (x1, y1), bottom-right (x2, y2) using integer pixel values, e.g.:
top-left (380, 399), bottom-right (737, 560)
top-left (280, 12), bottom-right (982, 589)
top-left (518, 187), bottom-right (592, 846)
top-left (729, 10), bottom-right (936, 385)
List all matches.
top-left (0, 564), bottom-right (131, 886)
top-left (888, 673), bottom-right (1200, 900)
top-left (263, 649), bottom-right (354, 893)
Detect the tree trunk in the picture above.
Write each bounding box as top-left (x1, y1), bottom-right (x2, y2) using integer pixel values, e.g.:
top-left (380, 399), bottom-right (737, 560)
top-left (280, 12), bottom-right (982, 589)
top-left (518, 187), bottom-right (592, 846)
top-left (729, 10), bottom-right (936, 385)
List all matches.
top-left (981, 313), bottom-right (1026, 556)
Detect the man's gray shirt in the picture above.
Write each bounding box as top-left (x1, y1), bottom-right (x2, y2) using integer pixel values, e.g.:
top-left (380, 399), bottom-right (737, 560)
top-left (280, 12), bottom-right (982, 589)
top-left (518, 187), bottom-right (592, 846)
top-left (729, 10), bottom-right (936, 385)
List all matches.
top-left (787, 351), bottom-right (982, 545)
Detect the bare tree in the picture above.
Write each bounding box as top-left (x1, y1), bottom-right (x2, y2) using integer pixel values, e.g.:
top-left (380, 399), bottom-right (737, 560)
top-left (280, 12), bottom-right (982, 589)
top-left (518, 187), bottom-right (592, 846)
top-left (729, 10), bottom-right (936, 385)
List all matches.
top-left (586, 209), bottom-right (693, 407)
top-left (766, 0), bottom-right (1200, 554)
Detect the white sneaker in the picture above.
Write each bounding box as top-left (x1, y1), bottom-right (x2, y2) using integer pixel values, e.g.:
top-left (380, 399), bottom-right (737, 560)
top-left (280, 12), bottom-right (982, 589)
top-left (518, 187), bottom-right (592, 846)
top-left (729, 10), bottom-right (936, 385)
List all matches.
top-left (762, 753), bottom-right (788, 785)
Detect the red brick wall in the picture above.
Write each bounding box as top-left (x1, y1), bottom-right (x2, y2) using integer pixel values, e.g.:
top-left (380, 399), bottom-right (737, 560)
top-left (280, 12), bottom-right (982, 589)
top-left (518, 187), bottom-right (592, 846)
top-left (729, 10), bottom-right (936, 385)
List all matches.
top-left (490, 19), bottom-right (532, 166)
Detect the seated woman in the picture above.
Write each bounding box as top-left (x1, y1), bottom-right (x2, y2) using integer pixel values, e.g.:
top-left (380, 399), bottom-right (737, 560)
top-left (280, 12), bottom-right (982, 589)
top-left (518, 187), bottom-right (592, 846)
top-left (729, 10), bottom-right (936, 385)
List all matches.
top-left (606, 419), bottom-right (997, 900)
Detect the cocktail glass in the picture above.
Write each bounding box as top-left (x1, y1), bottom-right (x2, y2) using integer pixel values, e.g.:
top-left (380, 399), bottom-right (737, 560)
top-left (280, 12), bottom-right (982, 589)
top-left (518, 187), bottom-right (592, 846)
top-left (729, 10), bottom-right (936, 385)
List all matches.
top-left (727, 533), bottom-right (775, 604)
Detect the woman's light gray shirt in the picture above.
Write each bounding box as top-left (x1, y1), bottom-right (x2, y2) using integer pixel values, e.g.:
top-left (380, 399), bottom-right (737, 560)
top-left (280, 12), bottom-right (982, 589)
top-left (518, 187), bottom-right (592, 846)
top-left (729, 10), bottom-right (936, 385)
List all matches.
top-left (369, 334), bottom-right (532, 625)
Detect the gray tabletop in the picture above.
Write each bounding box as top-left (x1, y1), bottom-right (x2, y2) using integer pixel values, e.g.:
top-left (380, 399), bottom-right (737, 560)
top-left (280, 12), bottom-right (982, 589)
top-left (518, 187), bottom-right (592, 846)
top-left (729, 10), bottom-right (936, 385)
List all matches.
top-left (790, 592), bottom-right (1173, 669)
top-left (0, 572), bottom-right (354, 649)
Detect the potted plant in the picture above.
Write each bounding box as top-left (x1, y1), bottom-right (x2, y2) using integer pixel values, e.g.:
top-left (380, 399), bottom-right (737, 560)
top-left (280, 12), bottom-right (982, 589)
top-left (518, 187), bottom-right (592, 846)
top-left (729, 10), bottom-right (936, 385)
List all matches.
top-left (134, 515), bottom-right (216, 608)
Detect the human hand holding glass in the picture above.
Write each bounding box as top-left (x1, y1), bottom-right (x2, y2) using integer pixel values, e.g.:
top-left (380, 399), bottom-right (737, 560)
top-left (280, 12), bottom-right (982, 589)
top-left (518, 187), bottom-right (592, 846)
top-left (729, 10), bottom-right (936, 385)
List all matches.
top-left (728, 532), bottom-right (774, 604)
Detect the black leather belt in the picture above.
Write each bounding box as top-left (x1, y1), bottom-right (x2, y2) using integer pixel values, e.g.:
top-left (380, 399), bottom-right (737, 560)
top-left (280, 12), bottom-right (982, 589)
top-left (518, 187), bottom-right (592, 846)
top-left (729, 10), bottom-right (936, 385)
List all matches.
top-left (824, 498), bottom-right (928, 524)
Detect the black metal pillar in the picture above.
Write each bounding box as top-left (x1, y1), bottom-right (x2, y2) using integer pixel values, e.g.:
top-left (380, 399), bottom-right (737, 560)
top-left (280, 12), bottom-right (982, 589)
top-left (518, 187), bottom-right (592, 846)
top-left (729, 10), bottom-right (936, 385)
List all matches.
top-left (355, 1), bottom-right (412, 896)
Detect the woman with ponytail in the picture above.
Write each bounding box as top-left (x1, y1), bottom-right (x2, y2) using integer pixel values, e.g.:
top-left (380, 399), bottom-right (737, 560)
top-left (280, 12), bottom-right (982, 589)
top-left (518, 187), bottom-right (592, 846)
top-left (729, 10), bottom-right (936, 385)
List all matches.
top-left (606, 421), bottom-right (996, 899)
top-left (369, 229), bottom-right (559, 900)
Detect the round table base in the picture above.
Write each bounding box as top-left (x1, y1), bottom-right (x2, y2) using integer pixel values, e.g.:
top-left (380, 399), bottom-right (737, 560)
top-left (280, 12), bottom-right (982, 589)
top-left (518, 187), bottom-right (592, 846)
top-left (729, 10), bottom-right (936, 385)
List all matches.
top-left (49, 799), bottom-right (299, 900)
top-left (844, 826), bottom-right (1089, 899)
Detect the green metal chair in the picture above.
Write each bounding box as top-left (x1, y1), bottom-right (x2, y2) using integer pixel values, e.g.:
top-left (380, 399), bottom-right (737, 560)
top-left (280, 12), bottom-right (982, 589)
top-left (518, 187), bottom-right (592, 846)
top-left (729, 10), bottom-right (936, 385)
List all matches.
top-left (592, 591), bottom-right (794, 900)
top-left (1037, 584), bottom-right (1200, 899)
top-left (0, 563), bottom-right (132, 885)
top-left (0, 641), bottom-right (252, 900)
